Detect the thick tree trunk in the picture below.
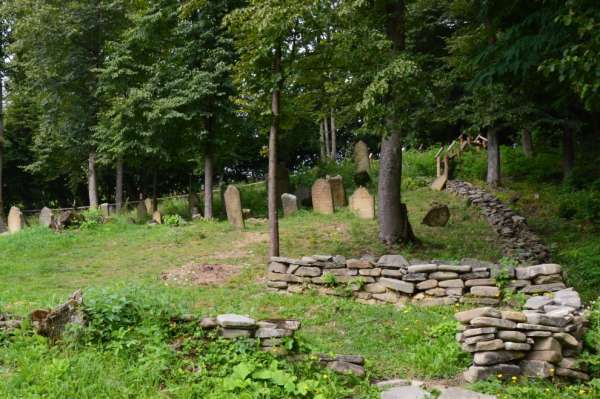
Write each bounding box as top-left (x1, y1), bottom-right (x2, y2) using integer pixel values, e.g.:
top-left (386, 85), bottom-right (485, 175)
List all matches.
top-left (330, 111), bottom-right (336, 160)
top-left (563, 128), bottom-right (575, 180)
top-left (319, 120), bottom-right (326, 160)
top-left (378, 127), bottom-right (415, 244)
top-left (324, 117), bottom-right (331, 158)
top-left (204, 153), bottom-right (214, 219)
top-left (115, 157), bottom-right (124, 213)
top-left (486, 128), bottom-right (501, 187)
top-left (88, 152), bottom-right (98, 208)
top-left (522, 130), bottom-right (533, 158)
top-left (268, 47), bottom-right (282, 258)
top-left (0, 74), bottom-right (4, 226)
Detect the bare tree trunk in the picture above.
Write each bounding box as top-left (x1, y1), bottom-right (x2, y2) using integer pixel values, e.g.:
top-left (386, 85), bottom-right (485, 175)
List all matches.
top-left (486, 128), bottom-right (501, 187)
top-left (319, 120), bottom-right (326, 160)
top-left (563, 128), bottom-right (575, 180)
top-left (522, 130), bottom-right (533, 158)
top-left (268, 46), bottom-right (282, 258)
top-left (88, 152), bottom-right (98, 208)
top-left (115, 157), bottom-right (124, 213)
top-left (324, 117), bottom-right (331, 158)
top-left (330, 111), bottom-right (336, 160)
top-left (378, 126), bottom-right (415, 244)
top-left (0, 72), bottom-right (5, 227)
top-left (204, 154), bottom-right (214, 219)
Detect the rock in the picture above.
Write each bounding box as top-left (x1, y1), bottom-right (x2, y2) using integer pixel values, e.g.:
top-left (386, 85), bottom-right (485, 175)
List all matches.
top-left (532, 337), bottom-right (561, 352)
top-left (463, 327), bottom-right (497, 337)
top-left (255, 327), bottom-right (293, 338)
top-left (460, 271), bottom-right (491, 280)
top-left (327, 360), bottom-right (365, 376)
top-left (476, 339), bottom-right (504, 351)
top-left (311, 179), bottom-right (334, 214)
top-left (349, 187), bottom-right (375, 220)
top-left (524, 296), bottom-right (553, 310)
top-left (359, 268), bottom-right (382, 277)
top-left (455, 308), bottom-right (501, 324)
top-left (497, 331), bottom-right (526, 342)
top-left (470, 286), bottom-right (500, 298)
top-left (464, 334), bottom-right (496, 345)
top-left (425, 287), bottom-right (446, 297)
top-left (553, 289), bottom-right (581, 308)
top-left (346, 259), bottom-right (372, 269)
top-left (327, 175), bottom-right (346, 208)
top-left (335, 354), bottom-right (364, 365)
top-left (460, 297), bottom-right (500, 306)
top-left (32, 289), bottom-right (85, 342)
top-left (520, 360), bottom-right (554, 378)
top-left (39, 207), bottom-right (54, 228)
top-left (558, 357), bottom-right (582, 370)
top-left (380, 278), bottom-right (415, 294)
top-left (553, 333), bottom-right (579, 348)
top-left (524, 312), bottom-right (570, 327)
top-left (526, 350), bottom-right (562, 363)
top-left (268, 272), bottom-right (302, 283)
top-left (381, 386), bottom-right (430, 399)
top-left (422, 204), bottom-right (450, 227)
top-left (221, 328), bottom-right (253, 339)
top-left (281, 193), bottom-right (298, 216)
top-left (534, 274), bottom-right (563, 285)
top-left (516, 323), bottom-right (562, 332)
top-left (515, 264), bottom-right (561, 280)
top-left (224, 185), bottom-right (244, 228)
top-left (438, 387), bottom-right (497, 399)
top-left (521, 283), bottom-right (566, 294)
top-left (416, 280), bottom-right (437, 290)
top-left (407, 264), bottom-right (438, 273)
top-left (463, 364), bottom-right (521, 383)
top-left (500, 311), bottom-right (527, 323)
top-left (294, 185), bottom-right (311, 207)
top-left (438, 264), bottom-right (472, 272)
top-left (473, 351), bottom-right (525, 366)
top-left (268, 262), bottom-right (288, 274)
top-left (430, 271), bottom-right (459, 280)
top-left (382, 269), bottom-right (404, 277)
top-left (373, 291), bottom-right (400, 303)
top-left (267, 281), bottom-right (288, 289)
top-left (216, 314), bottom-right (256, 329)
top-left (294, 267), bottom-right (322, 277)
top-left (470, 317), bottom-right (516, 330)
top-left (403, 273), bottom-right (427, 282)
top-left (365, 283), bottom-right (387, 294)
top-left (152, 211), bottom-right (162, 224)
top-left (7, 206), bottom-right (25, 233)
top-left (555, 367), bottom-right (590, 381)
top-left (439, 279), bottom-right (464, 288)
top-left (465, 279), bottom-right (496, 287)
top-left (377, 255), bottom-right (409, 268)
top-left (504, 342), bottom-right (531, 351)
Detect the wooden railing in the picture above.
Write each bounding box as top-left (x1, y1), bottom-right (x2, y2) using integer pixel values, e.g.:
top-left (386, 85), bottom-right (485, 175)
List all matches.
top-left (431, 133), bottom-right (487, 191)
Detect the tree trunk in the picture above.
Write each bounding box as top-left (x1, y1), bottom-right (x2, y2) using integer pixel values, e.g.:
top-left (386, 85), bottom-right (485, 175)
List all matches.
top-left (319, 120), bottom-right (326, 160)
top-left (268, 46), bottom-right (282, 258)
top-left (330, 111), bottom-right (336, 160)
top-left (115, 157), bottom-right (124, 213)
top-left (522, 130), bottom-right (533, 158)
top-left (324, 117), bottom-right (331, 158)
top-left (486, 128), bottom-right (501, 187)
top-left (88, 152), bottom-right (98, 208)
top-left (0, 71), bottom-right (4, 226)
top-left (378, 127), bottom-right (415, 244)
top-left (563, 128), bottom-right (575, 180)
top-left (204, 153), bottom-right (214, 219)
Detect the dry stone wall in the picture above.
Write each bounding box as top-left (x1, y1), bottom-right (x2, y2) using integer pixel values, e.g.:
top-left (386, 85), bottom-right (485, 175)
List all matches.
top-left (446, 180), bottom-right (549, 264)
top-left (267, 255), bottom-right (567, 307)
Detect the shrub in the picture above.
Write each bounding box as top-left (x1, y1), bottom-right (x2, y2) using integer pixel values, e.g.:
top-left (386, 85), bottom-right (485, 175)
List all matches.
top-left (80, 208), bottom-right (104, 230)
top-left (163, 214), bottom-right (185, 227)
top-left (558, 190), bottom-right (600, 224)
top-left (159, 198), bottom-right (190, 220)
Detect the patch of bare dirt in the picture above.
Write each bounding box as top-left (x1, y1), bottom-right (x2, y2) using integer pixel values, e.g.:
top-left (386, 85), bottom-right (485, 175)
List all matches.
top-left (210, 231), bottom-right (268, 260)
top-left (160, 263), bottom-right (242, 285)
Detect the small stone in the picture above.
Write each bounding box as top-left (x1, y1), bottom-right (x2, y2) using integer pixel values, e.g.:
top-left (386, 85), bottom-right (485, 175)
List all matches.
top-left (520, 360), bottom-right (554, 378)
top-left (429, 271), bottom-right (459, 280)
top-left (553, 333), bottom-right (579, 348)
top-left (407, 264), bottom-right (438, 273)
top-left (425, 287), bottom-right (446, 297)
top-left (373, 291), bottom-right (400, 303)
top-left (381, 386), bottom-right (430, 399)
top-left (460, 271), bottom-right (490, 280)
top-left (504, 342), bottom-right (531, 351)
top-left (516, 323), bottom-right (562, 332)
top-left (473, 351), bottom-right (525, 366)
top-left (221, 328), bottom-right (253, 339)
top-left (418, 297), bottom-right (457, 306)
top-left (475, 339), bottom-right (504, 351)
top-left (526, 350), bottom-right (562, 363)
top-left (555, 368), bottom-right (590, 381)
top-left (327, 361), bottom-right (365, 377)
top-left (255, 328), bottom-right (293, 338)
top-left (521, 283), bottom-right (566, 294)
top-left (524, 312), bottom-right (570, 327)
top-left (377, 255), bottom-right (409, 268)
top-left (268, 272), bottom-right (302, 283)
top-left (497, 330), bottom-right (526, 342)
top-left (287, 284), bottom-right (304, 294)
top-left (526, 331), bottom-right (552, 337)
top-left (438, 387), bottom-right (497, 399)
top-left (470, 286), bottom-right (500, 298)
top-left (260, 338), bottom-right (284, 347)
top-left (455, 307), bottom-right (501, 324)
top-left (465, 279), bottom-right (496, 287)
top-left (463, 364), bottom-right (521, 383)
top-left (459, 297), bottom-right (500, 306)
top-left (464, 327), bottom-right (497, 337)
top-left (439, 279), bottom-right (464, 288)
top-left (515, 264), bottom-right (561, 280)
top-left (532, 337), bottom-right (561, 352)
top-left (268, 262), bottom-right (288, 274)
top-left (358, 268), bottom-right (381, 276)
top-left (446, 288), bottom-right (464, 296)
top-left (470, 317), bottom-right (516, 330)
top-left (364, 283), bottom-right (387, 294)
top-left (200, 317), bottom-right (218, 328)
top-left (379, 278), bottom-right (415, 294)
top-left (267, 281), bottom-right (288, 288)
top-left (501, 311), bottom-right (527, 323)
top-left (534, 274), bottom-right (563, 285)
top-left (294, 267), bottom-right (322, 277)
top-left (416, 279), bottom-right (437, 290)
top-left (346, 259), bottom-right (372, 269)
top-left (216, 314), bottom-right (256, 329)
top-left (464, 334), bottom-right (496, 345)
top-left (335, 354), bottom-right (364, 364)
top-left (382, 269), bottom-right (404, 277)
top-left (437, 265), bottom-right (472, 272)
top-left (421, 204), bottom-right (450, 227)
top-left (524, 296), bottom-right (553, 310)
top-left (402, 273), bottom-right (427, 282)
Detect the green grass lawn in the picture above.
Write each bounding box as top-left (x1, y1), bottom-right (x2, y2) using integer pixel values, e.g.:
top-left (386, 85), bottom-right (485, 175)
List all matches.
top-left (0, 186), bottom-right (597, 398)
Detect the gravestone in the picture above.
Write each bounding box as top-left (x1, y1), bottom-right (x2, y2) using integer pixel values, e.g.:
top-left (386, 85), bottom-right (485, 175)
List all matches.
top-left (311, 179), bottom-right (334, 214)
top-left (137, 201), bottom-right (148, 221)
top-left (100, 203), bottom-right (110, 218)
top-left (152, 210), bottom-right (162, 224)
top-left (145, 198), bottom-right (154, 214)
top-left (7, 206), bottom-right (25, 233)
top-left (422, 204), bottom-right (450, 227)
top-left (188, 192), bottom-right (201, 218)
top-left (349, 187), bottom-right (375, 220)
top-left (354, 141), bottom-right (370, 173)
top-left (327, 175), bottom-right (345, 208)
top-left (281, 193), bottom-right (298, 216)
top-left (294, 186), bottom-right (311, 207)
top-left (39, 207), bottom-right (54, 228)
top-left (276, 163), bottom-right (290, 207)
top-left (224, 185), bottom-right (245, 228)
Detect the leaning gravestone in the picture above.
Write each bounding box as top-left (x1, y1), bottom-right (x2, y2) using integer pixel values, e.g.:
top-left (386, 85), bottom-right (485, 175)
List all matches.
top-left (137, 201), bottom-right (148, 221)
top-left (422, 203), bottom-right (450, 227)
top-left (349, 187), bottom-right (374, 220)
top-left (7, 206), bottom-right (25, 233)
top-left (327, 175), bottom-right (346, 208)
top-left (281, 193), bottom-right (298, 216)
top-left (224, 185), bottom-right (245, 228)
top-left (39, 207), bottom-right (54, 228)
top-left (311, 179), bottom-right (334, 215)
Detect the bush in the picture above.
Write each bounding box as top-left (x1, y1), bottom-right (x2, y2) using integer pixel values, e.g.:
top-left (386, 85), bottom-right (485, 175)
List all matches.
top-left (558, 190), bottom-right (600, 223)
top-left (80, 208), bottom-right (104, 230)
top-left (159, 198), bottom-right (190, 220)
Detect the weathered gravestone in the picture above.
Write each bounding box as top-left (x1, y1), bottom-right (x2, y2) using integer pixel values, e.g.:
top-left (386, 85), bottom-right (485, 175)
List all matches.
top-left (152, 210), bottom-right (162, 225)
top-left (145, 198), bottom-right (154, 214)
top-left (294, 186), bottom-right (311, 207)
top-left (7, 206), bottom-right (25, 233)
top-left (224, 185), bottom-right (245, 228)
top-left (100, 203), bottom-right (110, 218)
top-left (281, 193), bottom-right (298, 217)
top-left (354, 141), bottom-right (371, 186)
top-left (137, 201), bottom-right (148, 221)
top-left (422, 203), bottom-right (450, 227)
top-left (39, 207), bottom-right (54, 228)
top-left (311, 179), bottom-right (334, 214)
top-left (349, 187), bottom-right (375, 220)
top-left (327, 175), bottom-right (346, 208)
top-left (188, 192), bottom-right (201, 218)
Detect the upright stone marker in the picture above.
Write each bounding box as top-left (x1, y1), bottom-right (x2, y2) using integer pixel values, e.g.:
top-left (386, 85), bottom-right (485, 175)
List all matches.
top-left (281, 193), bottom-right (298, 216)
top-left (137, 201), bottom-right (148, 221)
top-left (100, 203), bottom-right (110, 218)
top-left (39, 207), bottom-right (54, 228)
top-left (145, 198), bottom-right (154, 214)
top-left (349, 187), bottom-right (375, 219)
top-left (311, 179), bottom-right (334, 214)
top-left (224, 185), bottom-right (245, 228)
top-left (422, 204), bottom-right (450, 227)
top-left (327, 175), bottom-right (346, 208)
top-left (7, 206), bottom-right (25, 233)
top-left (294, 186), bottom-right (311, 207)
top-left (152, 210), bottom-right (162, 224)
top-left (354, 141), bottom-right (370, 173)
top-left (188, 192), bottom-right (201, 218)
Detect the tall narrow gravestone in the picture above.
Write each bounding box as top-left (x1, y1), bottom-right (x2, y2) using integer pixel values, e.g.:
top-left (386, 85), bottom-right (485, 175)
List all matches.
top-left (145, 198), bottom-right (154, 214)
top-left (100, 203), bottom-right (110, 218)
top-left (354, 141), bottom-right (370, 173)
top-left (327, 175), bottom-right (346, 208)
top-left (311, 179), bottom-right (334, 215)
top-left (8, 206), bottom-right (25, 233)
top-left (224, 185), bottom-right (245, 229)
top-left (39, 207), bottom-right (54, 228)
top-left (137, 201), bottom-right (148, 221)
top-left (188, 192), bottom-right (201, 218)
top-left (281, 193), bottom-right (298, 216)
top-left (349, 187), bottom-right (375, 220)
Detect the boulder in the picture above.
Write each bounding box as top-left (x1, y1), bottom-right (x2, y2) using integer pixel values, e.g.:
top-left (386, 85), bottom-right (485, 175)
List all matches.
top-left (421, 204), bottom-right (450, 227)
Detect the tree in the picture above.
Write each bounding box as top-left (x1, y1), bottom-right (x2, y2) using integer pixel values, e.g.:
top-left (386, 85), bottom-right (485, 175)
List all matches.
top-left (0, 11), bottom-right (7, 229)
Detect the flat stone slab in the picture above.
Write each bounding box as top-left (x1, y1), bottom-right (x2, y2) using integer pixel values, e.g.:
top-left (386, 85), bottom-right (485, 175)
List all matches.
top-left (381, 386), bottom-right (497, 399)
top-left (439, 387), bottom-right (496, 399)
top-left (381, 386), bottom-right (430, 399)
top-left (216, 314), bottom-right (256, 328)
